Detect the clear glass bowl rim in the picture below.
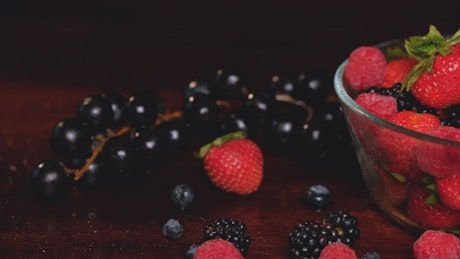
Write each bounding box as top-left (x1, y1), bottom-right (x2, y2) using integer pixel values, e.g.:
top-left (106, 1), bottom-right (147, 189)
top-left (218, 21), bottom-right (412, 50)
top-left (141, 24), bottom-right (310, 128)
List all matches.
top-left (334, 40), bottom-right (460, 148)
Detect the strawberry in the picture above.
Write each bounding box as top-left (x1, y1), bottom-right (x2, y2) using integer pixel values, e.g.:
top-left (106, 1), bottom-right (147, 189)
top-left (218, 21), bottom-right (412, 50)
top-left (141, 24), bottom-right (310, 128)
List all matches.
top-left (379, 57), bottom-right (418, 88)
top-left (437, 173), bottom-right (460, 211)
top-left (415, 126), bottom-right (460, 179)
top-left (406, 184), bottom-right (460, 229)
top-left (343, 46), bottom-right (387, 91)
top-left (403, 25), bottom-right (460, 109)
top-left (196, 131), bottom-right (263, 195)
top-left (376, 111), bottom-right (440, 181)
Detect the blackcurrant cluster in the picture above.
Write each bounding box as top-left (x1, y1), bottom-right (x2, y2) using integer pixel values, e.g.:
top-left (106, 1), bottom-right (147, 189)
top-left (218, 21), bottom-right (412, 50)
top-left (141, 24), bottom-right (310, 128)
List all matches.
top-left (288, 210), bottom-right (360, 259)
top-left (30, 90), bottom-right (193, 202)
top-left (30, 66), bottom-right (353, 202)
top-left (183, 67), bottom-right (353, 162)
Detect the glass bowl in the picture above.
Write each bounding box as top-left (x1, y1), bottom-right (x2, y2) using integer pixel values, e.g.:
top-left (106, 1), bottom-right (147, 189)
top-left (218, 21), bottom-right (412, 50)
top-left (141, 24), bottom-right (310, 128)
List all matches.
top-left (334, 40), bottom-right (460, 234)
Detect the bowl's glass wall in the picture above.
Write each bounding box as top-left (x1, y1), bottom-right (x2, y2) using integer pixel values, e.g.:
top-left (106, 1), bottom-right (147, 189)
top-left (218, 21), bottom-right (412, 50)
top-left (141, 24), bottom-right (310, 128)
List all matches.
top-left (334, 44), bottom-right (460, 233)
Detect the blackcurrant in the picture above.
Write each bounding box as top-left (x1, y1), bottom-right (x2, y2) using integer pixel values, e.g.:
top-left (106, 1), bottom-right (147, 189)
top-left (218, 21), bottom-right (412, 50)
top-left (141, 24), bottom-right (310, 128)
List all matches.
top-left (156, 118), bottom-right (193, 156)
top-left (131, 128), bottom-right (162, 170)
top-left (50, 118), bottom-right (93, 158)
top-left (298, 68), bottom-right (332, 105)
top-left (184, 79), bottom-right (216, 99)
top-left (30, 160), bottom-right (72, 202)
top-left (171, 184), bottom-right (195, 210)
top-left (77, 94), bottom-right (114, 134)
top-left (182, 93), bottom-right (218, 131)
top-left (214, 66), bottom-right (248, 100)
top-left (269, 71), bottom-right (304, 101)
top-left (127, 90), bottom-right (162, 129)
top-left (102, 92), bottom-right (129, 129)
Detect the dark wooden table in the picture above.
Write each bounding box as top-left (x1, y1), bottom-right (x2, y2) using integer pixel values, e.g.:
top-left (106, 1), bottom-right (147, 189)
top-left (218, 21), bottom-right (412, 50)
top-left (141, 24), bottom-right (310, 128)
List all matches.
top-left (1, 1), bottom-right (459, 258)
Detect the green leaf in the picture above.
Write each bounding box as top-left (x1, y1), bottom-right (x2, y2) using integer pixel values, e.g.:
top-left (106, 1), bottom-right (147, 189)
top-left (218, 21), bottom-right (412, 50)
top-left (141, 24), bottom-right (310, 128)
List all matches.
top-left (385, 47), bottom-right (409, 61)
top-left (194, 131), bottom-right (247, 159)
top-left (390, 172), bottom-right (407, 183)
top-left (425, 192), bottom-right (440, 206)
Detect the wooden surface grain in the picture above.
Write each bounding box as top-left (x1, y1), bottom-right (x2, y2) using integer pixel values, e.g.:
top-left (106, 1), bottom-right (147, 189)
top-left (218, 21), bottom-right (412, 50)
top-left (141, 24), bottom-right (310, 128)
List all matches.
top-left (1, 1), bottom-right (459, 258)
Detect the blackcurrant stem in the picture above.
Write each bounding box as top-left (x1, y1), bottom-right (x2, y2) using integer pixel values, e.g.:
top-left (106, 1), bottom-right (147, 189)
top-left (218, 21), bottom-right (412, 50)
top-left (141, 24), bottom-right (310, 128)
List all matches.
top-left (73, 126), bottom-right (131, 181)
top-left (275, 93), bottom-right (314, 122)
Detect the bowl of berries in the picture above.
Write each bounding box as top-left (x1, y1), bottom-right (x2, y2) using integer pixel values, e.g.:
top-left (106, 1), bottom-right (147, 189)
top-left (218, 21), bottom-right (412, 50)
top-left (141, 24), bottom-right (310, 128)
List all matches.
top-left (334, 25), bottom-right (460, 234)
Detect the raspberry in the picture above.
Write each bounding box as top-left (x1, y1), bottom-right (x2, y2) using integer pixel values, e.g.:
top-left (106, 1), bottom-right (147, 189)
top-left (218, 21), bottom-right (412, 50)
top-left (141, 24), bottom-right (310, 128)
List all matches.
top-left (318, 241), bottom-right (358, 259)
top-left (413, 230), bottom-right (460, 259)
top-left (415, 126), bottom-right (460, 178)
top-left (355, 92), bottom-right (397, 120)
top-left (343, 46), bottom-right (387, 91)
top-left (194, 239), bottom-right (243, 259)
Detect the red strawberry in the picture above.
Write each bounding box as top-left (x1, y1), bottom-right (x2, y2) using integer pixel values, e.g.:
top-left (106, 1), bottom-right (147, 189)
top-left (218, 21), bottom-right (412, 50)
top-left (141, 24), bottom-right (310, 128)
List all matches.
top-left (318, 242), bottom-right (358, 259)
top-left (343, 46), bottom-right (387, 91)
top-left (376, 111), bottom-right (440, 181)
top-left (196, 131), bottom-right (263, 195)
top-left (379, 57), bottom-right (418, 88)
top-left (194, 239), bottom-right (244, 259)
top-left (437, 173), bottom-right (460, 211)
top-left (416, 126), bottom-right (460, 178)
top-left (403, 25), bottom-right (460, 109)
top-left (406, 184), bottom-right (460, 229)
top-left (413, 230), bottom-right (460, 259)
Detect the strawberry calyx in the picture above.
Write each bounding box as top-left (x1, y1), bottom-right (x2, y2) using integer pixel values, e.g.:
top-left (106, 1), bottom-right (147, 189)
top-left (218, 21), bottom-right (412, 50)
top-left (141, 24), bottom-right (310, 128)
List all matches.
top-left (195, 131), bottom-right (248, 159)
top-left (402, 25), bottom-right (460, 92)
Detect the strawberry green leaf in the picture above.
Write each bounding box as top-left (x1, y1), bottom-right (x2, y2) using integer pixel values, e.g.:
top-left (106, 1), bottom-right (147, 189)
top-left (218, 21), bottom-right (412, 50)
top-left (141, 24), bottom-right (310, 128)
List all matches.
top-left (390, 172), bottom-right (407, 183)
top-left (194, 131), bottom-right (247, 158)
top-left (425, 192), bottom-right (440, 206)
top-left (445, 227), bottom-right (460, 235)
top-left (385, 46), bottom-right (409, 61)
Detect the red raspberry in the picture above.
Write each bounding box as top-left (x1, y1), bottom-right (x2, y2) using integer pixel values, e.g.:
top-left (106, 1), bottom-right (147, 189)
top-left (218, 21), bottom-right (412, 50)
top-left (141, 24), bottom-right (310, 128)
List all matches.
top-left (343, 46), bottom-right (387, 91)
top-left (379, 57), bottom-right (418, 88)
top-left (318, 242), bottom-right (358, 259)
top-left (413, 230), bottom-right (460, 259)
top-left (355, 92), bottom-right (397, 120)
top-left (194, 239), bottom-right (243, 259)
top-left (416, 126), bottom-right (460, 179)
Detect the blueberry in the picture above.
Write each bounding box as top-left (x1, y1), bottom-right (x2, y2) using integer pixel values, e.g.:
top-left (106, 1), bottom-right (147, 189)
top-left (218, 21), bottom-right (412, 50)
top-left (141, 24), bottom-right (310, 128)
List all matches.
top-left (361, 252), bottom-right (381, 259)
top-left (185, 244), bottom-right (199, 259)
top-left (171, 184), bottom-right (195, 210)
top-left (161, 219), bottom-right (184, 240)
top-left (303, 184), bottom-right (332, 210)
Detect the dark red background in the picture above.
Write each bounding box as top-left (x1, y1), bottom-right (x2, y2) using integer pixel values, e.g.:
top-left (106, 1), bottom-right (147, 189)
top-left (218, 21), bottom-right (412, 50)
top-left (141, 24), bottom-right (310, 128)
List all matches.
top-left (0, 1), bottom-right (459, 258)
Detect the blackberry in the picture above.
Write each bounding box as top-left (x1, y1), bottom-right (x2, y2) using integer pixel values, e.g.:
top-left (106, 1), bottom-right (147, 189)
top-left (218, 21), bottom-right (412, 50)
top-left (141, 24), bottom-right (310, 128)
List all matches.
top-left (322, 210), bottom-right (360, 246)
top-left (289, 221), bottom-right (337, 259)
top-left (203, 218), bottom-right (250, 255)
top-left (444, 104), bottom-right (460, 128)
top-left (288, 210), bottom-right (360, 259)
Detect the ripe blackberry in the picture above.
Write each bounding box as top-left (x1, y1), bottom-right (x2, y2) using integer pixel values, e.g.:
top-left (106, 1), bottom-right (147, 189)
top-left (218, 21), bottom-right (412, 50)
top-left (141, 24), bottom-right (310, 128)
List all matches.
top-left (289, 210), bottom-right (360, 259)
top-left (322, 210), bottom-right (360, 246)
top-left (203, 218), bottom-right (250, 255)
top-left (289, 221), bottom-right (338, 259)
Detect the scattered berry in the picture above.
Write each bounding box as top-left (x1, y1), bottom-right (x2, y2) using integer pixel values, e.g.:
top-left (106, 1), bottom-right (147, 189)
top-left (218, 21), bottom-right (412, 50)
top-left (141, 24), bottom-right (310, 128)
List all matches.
top-left (289, 210), bottom-right (360, 258)
top-left (203, 218), bottom-right (251, 255)
top-left (360, 251), bottom-right (381, 259)
top-left (413, 230), bottom-right (460, 259)
top-left (343, 46), bottom-right (386, 91)
top-left (161, 218), bottom-right (184, 240)
top-left (303, 184), bottom-right (333, 210)
top-left (319, 241), bottom-right (358, 259)
top-left (185, 244), bottom-right (199, 259)
top-left (194, 239), bottom-right (243, 259)
top-left (171, 184), bottom-right (195, 210)
top-left (196, 131), bottom-right (263, 195)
